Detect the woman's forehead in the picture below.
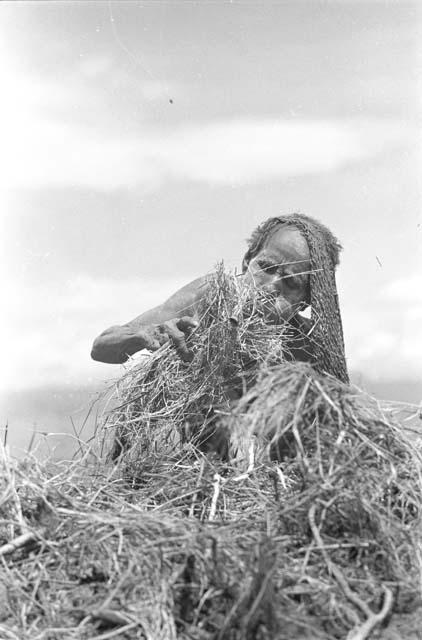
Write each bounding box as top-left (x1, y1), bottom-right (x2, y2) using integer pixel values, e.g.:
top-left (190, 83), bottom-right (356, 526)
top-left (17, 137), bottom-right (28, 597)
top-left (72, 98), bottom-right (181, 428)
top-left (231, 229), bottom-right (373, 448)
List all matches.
top-left (262, 226), bottom-right (310, 264)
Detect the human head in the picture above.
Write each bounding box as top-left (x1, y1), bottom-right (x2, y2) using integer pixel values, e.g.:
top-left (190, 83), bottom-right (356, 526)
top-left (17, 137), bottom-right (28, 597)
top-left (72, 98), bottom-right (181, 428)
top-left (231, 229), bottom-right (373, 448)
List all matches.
top-left (242, 224), bottom-right (311, 322)
top-left (242, 213), bottom-right (348, 383)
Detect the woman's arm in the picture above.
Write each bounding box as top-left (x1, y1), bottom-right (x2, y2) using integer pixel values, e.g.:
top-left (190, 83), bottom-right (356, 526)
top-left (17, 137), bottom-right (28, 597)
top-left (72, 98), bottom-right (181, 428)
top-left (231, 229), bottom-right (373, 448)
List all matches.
top-left (90, 275), bottom-right (210, 364)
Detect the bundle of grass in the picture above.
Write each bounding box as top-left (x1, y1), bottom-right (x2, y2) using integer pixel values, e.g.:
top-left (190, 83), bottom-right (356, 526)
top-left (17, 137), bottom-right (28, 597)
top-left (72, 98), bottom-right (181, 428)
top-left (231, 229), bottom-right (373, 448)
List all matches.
top-left (0, 447), bottom-right (287, 640)
top-left (226, 362), bottom-right (422, 634)
top-left (101, 264), bottom-right (291, 472)
top-left (0, 381), bottom-right (421, 640)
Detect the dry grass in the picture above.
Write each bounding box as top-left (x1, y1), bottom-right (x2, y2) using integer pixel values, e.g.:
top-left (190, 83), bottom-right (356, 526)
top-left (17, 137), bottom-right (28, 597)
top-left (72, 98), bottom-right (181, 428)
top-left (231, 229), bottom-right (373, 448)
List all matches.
top-left (101, 265), bottom-right (289, 466)
top-left (0, 267), bottom-right (421, 640)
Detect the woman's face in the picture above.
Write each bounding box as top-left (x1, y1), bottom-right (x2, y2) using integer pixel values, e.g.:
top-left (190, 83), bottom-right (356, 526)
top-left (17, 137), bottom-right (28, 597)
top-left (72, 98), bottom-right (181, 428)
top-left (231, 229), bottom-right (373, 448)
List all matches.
top-left (244, 225), bottom-right (311, 322)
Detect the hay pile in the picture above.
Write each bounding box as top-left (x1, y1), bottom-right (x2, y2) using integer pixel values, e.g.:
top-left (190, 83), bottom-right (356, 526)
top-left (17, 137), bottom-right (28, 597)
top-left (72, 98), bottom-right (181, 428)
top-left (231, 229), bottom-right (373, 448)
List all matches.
top-left (1, 268), bottom-right (421, 640)
top-left (103, 266), bottom-right (289, 466)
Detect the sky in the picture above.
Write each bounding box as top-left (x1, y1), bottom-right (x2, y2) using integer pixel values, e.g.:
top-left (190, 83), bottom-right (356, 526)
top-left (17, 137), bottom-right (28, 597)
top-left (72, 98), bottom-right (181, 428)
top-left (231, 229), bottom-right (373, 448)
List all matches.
top-left (1, 0), bottom-right (422, 399)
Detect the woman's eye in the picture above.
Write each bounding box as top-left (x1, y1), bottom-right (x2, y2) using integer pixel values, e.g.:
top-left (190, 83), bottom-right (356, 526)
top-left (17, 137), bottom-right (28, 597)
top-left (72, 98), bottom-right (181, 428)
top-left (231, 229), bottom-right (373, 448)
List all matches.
top-left (259, 262), bottom-right (278, 275)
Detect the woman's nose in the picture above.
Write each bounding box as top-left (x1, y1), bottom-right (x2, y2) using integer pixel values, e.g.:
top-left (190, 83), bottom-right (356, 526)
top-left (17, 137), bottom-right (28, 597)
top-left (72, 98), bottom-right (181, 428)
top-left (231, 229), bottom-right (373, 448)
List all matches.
top-left (259, 275), bottom-right (280, 294)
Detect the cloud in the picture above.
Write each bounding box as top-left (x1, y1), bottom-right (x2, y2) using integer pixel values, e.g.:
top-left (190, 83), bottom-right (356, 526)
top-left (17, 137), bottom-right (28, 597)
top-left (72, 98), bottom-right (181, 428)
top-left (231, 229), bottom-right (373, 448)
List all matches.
top-left (344, 274), bottom-right (422, 379)
top-left (78, 55), bottom-right (114, 78)
top-left (1, 113), bottom-right (414, 192)
top-left (0, 274), bottom-right (193, 391)
top-left (379, 274), bottom-right (422, 307)
top-left (0, 59), bottom-right (416, 192)
top-left (167, 118), bottom-right (415, 184)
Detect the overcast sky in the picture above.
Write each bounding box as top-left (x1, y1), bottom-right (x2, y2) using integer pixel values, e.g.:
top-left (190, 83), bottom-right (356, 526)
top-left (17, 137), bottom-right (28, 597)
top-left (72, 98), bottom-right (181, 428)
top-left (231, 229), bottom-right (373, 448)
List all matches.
top-left (1, 0), bottom-right (421, 393)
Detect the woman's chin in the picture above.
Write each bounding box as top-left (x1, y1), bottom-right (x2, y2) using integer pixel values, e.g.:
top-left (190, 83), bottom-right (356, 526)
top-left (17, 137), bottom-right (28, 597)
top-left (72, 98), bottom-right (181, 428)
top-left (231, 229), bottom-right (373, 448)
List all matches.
top-left (263, 297), bottom-right (301, 324)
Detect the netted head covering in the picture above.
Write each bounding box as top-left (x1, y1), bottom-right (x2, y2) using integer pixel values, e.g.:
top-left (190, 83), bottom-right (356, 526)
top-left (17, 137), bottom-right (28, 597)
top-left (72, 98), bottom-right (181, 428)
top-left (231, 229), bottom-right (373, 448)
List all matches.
top-left (243, 213), bottom-right (349, 384)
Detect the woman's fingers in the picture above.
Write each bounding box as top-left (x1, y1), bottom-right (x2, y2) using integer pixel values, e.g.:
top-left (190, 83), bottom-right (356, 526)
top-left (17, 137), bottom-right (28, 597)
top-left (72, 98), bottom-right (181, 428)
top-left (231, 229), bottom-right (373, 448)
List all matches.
top-left (161, 319), bottom-right (194, 362)
top-left (136, 319), bottom-right (198, 358)
top-left (176, 316), bottom-right (199, 333)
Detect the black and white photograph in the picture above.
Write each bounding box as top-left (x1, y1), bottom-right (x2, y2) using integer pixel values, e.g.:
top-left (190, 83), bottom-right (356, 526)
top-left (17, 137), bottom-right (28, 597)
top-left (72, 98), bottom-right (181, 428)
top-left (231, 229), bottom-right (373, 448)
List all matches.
top-left (1, 1), bottom-right (421, 638)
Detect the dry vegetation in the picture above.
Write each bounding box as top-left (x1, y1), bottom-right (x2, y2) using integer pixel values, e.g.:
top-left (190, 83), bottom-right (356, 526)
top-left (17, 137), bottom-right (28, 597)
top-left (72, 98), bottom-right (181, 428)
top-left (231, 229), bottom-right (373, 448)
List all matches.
top-left (1, 268), bottom-right (421, 639)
